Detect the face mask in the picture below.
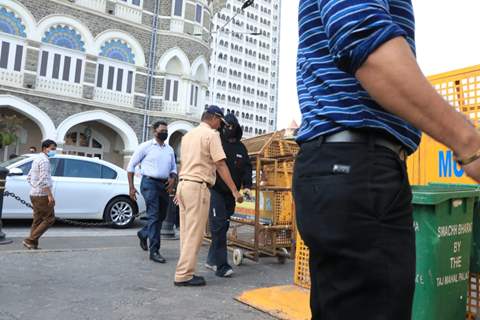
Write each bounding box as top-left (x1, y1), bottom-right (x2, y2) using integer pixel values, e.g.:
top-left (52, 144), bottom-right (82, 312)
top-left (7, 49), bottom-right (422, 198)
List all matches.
top-left (156, 132), bottom-right (168, 141)
top-left (47, 150), bottom-right (56, 158)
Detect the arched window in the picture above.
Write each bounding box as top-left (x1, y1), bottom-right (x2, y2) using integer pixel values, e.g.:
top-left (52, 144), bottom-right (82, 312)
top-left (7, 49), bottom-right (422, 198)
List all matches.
top-left (38, 24), bottom-right (86, 96)
top-left (0, 5), bottom-right (27, 86)
top-left (96, 39), bottom-right (136, 99)
top-left (162, 55), bottom-right (184, 103)
top-left (0, 6), bottom-right (27, 37)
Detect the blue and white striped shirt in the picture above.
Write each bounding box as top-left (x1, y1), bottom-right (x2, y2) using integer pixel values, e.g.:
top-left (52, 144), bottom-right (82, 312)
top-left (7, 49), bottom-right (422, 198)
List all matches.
top-left (296, 0), bottom-right (421, 153)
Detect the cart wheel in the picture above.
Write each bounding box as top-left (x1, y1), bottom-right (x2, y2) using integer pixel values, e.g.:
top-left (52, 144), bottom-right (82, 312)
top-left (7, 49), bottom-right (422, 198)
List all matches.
top-left (277, 248), bottom-right (290, 264)
top-left (233, 248), bottom-right (244, 266)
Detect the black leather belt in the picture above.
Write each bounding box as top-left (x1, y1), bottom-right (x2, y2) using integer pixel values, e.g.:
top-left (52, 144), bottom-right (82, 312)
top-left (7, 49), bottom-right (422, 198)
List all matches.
top-left (315, 130), bottom-right (408, 161)
top-left (144, 176), bottom-right (168, 183)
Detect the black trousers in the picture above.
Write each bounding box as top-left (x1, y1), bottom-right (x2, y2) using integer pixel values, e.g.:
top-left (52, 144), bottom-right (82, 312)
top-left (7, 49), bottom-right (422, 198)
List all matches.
top-left (292, 138), bottom-right (415, 320)
top-left (163, 197), bottom-right (180, 230)
top-left (207, 189), bottom-right (236, 269)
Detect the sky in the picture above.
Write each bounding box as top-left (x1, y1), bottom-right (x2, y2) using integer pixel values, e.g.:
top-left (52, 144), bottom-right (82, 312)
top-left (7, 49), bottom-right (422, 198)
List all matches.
top-left (277, 0), bottom-right (480, 129)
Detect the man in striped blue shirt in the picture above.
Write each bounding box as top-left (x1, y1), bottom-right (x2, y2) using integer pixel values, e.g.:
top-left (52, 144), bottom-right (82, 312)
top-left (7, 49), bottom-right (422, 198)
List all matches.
top-left (294, 1), bottom-right (480, 319)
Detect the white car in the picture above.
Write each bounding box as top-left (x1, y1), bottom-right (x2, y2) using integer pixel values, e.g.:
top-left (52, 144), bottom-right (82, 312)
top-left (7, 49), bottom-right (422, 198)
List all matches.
top-left (1, 154), bottom-right (146, 228)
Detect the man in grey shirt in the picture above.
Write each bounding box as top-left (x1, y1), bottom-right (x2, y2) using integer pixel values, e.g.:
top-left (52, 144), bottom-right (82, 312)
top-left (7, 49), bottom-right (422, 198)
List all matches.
top-left (127, 121), bottom-right (177, 263)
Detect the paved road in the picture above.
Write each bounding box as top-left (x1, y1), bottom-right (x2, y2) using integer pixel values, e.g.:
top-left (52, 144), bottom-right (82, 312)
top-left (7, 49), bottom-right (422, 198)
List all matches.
top-left (0, 221), bottom-right (293, 320)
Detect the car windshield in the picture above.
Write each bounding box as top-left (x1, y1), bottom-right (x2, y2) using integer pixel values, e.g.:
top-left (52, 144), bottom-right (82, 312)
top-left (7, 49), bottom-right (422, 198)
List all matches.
top-left (0, 156), bottom-right (29, 168)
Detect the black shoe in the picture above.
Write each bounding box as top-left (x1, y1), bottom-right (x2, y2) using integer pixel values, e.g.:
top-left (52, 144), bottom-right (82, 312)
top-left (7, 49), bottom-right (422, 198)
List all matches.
top-left (215, 265), bottom-right (234, 278)
top-left (174, 275), bottom-right (206, 287)
top-left (150, 252), bottom-right (166, 263)
top-left (137, 233), bottom-right (147, 251)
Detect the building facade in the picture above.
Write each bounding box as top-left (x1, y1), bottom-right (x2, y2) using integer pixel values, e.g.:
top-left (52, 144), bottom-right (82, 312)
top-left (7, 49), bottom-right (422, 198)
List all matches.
top-left (0, 0), bottom-right (213, 167)
top-left (207, 0), bottom-right (280, 137)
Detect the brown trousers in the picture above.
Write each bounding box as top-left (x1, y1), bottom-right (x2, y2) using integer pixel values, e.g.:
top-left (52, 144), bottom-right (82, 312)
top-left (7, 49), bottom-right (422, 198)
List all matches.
top-left (25, 196), bottom-right (55, 246)
top-left (175, 181), bottom-right (211, 282)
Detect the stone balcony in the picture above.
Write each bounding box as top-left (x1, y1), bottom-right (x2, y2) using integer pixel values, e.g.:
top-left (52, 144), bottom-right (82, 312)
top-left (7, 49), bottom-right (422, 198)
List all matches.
top-left (170, 18), bottom-right (184, 33)
top-left (36, 77), bottom-right (83, 98)
top-left (114, 1), bottom-right (142, 24)
top-left (0, 69), bottom-right (24, 88)
top-left (75, 0), bottom-right (106, 12)
top-left (93, 87), bottom-right (134, 107)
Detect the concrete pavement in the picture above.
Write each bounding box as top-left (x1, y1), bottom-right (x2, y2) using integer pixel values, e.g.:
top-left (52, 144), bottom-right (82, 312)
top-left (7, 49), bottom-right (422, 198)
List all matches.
top-left (0, 222), bottom-right (293, 320)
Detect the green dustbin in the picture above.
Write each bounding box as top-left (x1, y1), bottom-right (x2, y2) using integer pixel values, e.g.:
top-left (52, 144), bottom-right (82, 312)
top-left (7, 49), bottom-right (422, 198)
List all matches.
top-left (428, 183), bottom-right (480, 273)
top-left (412, 185), bottom-right (479, 320)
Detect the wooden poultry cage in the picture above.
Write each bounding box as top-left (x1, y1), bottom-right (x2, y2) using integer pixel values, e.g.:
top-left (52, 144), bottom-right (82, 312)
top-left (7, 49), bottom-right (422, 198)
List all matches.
top-left (223, 130), bottom-right (299, 265)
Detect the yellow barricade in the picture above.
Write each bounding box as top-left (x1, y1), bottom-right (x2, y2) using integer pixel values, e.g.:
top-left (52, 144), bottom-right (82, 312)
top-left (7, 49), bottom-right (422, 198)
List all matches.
top-left (407, 65), bottom-right (480, 185)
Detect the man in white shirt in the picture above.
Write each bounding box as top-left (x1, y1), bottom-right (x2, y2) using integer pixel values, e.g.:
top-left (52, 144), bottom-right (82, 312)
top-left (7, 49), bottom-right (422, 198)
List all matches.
top-left (23, 139), bottom-right (57, 250)
top-left (127, 121), bottom-right (177, 263)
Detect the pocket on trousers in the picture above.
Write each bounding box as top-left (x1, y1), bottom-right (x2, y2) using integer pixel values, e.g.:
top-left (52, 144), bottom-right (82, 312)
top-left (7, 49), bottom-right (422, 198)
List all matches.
top-left (293, 177), bottom-right (374, 251)
top-left (292, 143), bottom-right (375, 244)
top-left (369, 151), bottom-right (413, 224)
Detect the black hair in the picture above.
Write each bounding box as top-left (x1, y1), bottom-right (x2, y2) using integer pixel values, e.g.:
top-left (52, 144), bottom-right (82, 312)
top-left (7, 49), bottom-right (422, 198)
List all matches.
top-left (29, 146), bottom-right (37, 151)
top-left (41, 139), bottom-right (57, 150)
top-left (152, 121), bottom-right (168, 130)
top-left (9, 153), bottom-right (18, 160)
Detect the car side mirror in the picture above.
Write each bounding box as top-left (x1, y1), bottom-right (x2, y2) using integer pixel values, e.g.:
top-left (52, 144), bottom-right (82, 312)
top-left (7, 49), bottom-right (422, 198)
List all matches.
top-left (8, 168), bottom-right (23, 176)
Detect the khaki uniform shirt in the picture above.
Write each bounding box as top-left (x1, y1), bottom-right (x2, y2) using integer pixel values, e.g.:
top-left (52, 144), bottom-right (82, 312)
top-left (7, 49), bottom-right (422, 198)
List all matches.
top-left (179, 122), bottom-right (226, 186)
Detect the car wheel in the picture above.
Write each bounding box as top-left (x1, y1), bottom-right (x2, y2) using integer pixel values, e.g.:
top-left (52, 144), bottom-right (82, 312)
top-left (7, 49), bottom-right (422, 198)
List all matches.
top-left (104, 197), bottom-right (136, 228)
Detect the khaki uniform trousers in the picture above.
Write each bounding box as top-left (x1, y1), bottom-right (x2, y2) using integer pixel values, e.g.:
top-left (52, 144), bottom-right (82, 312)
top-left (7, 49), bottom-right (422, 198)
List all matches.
top-left (175, 180), bottom-right (211, 282)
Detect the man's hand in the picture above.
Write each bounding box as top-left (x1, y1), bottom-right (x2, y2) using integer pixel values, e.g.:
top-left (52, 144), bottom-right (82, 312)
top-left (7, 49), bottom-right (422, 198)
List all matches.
top-left (463, 159), bottom-right (480, 184)
top-left (129, 187), bottom-right (138, 201)
top-left (173, 195), bottom-right (180, 207)
top-left (216, 160), bottom-right (243, 203)
top-left (48, 194), bottom-right (55, 207)
top-left (166, 177), bottom-right (176, 194)
top-left (233, 191), bottom-right (244, 204)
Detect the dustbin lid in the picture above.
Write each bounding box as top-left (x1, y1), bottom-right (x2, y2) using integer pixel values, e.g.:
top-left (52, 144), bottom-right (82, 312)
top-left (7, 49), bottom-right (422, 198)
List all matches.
top-left (412, 185), bottom-right (480, 205)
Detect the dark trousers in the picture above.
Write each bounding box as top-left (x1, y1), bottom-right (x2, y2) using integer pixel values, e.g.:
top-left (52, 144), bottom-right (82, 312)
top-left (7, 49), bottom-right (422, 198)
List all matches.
top-left (139, 177), bottom-right (169, 253)
top-left (292, 138), bottom-right (415, 320)
top-left (207, 189), bottom-right (236, 268)
top-left (25, 196), bottom-right (55, 247)
top-left (163, 197), bottom-right (180, 229)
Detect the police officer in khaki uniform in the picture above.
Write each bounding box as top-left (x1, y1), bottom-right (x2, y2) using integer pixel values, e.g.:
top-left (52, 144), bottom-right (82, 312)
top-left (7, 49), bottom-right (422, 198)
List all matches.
top-left (174, 106), bottom-right (243, 287)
